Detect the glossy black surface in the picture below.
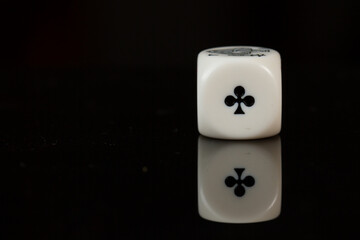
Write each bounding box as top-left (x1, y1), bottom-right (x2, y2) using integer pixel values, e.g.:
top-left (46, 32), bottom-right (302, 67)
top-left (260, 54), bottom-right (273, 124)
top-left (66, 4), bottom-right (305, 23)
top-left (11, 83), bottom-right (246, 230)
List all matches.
top-left (1, 0), bottom-right (359, 238)
top-left (1, 64), bottom-right (359, 239)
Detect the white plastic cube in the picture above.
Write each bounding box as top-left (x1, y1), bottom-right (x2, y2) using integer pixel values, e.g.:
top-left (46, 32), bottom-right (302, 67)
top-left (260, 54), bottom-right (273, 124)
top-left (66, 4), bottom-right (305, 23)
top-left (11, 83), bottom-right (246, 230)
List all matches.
top-left (197, 46), bottom-right (282, 139)
top-left (198, 135), bottom-right (282, 223)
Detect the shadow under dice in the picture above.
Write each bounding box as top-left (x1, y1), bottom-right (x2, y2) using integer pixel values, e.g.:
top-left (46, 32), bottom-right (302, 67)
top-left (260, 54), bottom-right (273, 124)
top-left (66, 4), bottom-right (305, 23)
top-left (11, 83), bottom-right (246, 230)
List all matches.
top-left (197, 46), bottom-right (282, 140)
top-left (197, 135), bottom-right (282, 223)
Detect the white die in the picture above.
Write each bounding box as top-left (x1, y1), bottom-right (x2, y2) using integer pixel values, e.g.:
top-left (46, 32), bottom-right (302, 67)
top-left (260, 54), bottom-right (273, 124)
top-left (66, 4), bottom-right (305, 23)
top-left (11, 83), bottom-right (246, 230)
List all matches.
top-left (197, 46), bottom-right (282, 139)
top-left (198, 135), bottom-right (282, 223)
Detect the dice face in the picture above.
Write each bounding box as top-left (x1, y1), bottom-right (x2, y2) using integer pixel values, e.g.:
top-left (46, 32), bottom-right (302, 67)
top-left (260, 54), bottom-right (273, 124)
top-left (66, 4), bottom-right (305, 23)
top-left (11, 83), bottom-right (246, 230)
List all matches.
top-left (197, 46), bottom-right (282, 139)
top-left (198, 135), bottom-right (282, 223)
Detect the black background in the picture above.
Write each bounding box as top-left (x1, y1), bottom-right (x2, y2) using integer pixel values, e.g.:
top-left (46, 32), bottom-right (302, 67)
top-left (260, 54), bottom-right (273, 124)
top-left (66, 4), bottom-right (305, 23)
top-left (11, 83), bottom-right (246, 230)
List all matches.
top-left (1, 0), bottom-right (359, 239)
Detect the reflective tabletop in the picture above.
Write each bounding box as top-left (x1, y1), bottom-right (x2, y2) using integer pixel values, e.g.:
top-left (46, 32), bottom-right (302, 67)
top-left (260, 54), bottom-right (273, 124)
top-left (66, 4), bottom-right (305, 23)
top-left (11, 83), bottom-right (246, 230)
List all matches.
top-left (1, 65), bottom-right (359, 239)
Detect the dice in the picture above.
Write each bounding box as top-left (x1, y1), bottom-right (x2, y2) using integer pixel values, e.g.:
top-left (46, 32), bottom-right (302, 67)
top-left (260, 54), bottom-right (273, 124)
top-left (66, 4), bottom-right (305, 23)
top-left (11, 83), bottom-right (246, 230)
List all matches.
top-left (197, 46), bottom-right (282, 139)
top-left (198, 135), bottom-right (282, 223)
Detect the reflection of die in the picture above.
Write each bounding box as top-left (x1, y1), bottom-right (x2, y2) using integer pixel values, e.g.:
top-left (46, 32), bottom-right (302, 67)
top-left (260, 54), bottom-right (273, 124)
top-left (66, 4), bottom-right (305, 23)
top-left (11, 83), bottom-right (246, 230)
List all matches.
top-left (198, 135), bottom-right (281, 223)
top-left (197, 46), bottom-right (282, 139)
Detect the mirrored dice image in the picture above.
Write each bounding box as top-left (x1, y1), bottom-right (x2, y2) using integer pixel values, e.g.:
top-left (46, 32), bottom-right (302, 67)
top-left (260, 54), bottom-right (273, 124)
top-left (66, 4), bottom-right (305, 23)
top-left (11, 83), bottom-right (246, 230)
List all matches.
top-left (197, 46), bottom-right (282, 139)
top-left (198, 136), bottom-right (282, 223)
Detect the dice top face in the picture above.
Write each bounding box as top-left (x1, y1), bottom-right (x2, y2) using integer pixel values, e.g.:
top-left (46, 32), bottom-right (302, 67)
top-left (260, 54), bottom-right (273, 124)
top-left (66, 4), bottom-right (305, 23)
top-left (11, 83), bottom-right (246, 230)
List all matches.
top-left (206, 46), bottom-right (272, 57)
top-left (198, 136), bottom-right (282, 223)
top-left (197, 46), bottom-right (281, 139)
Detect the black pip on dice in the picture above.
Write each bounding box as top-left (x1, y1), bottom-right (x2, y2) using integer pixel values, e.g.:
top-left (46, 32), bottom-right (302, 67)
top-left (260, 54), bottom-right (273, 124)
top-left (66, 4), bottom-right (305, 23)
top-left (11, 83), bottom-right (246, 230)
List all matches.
top-left (197, 46), bottom-right (282, 140)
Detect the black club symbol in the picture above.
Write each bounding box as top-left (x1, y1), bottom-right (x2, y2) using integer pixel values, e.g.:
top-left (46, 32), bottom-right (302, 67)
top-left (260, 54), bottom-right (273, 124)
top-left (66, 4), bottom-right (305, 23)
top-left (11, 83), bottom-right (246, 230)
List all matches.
top-left (225, 86), bottom-right (255, 114)
top-left (225, 168), bottom-right (255, 197)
